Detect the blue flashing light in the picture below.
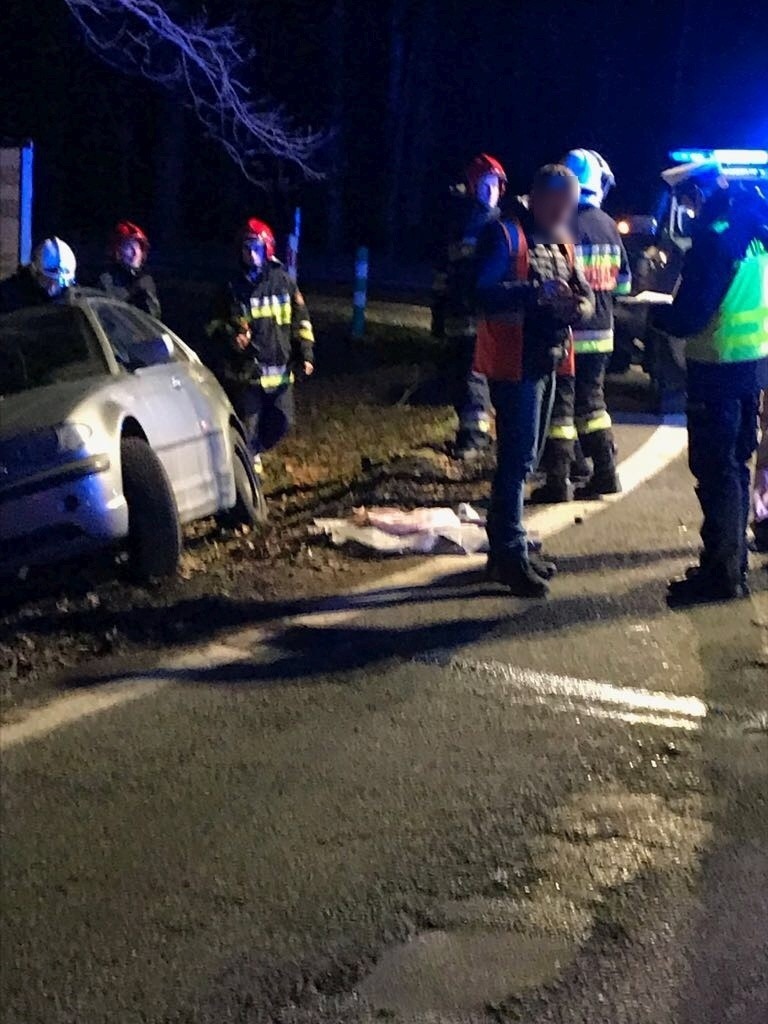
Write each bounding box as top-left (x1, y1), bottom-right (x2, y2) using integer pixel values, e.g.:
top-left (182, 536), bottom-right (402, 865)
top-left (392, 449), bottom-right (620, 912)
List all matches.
top-left (669, 149), bottom-right (709, 164)
top-left (669, 148), bottom-right (768, 166)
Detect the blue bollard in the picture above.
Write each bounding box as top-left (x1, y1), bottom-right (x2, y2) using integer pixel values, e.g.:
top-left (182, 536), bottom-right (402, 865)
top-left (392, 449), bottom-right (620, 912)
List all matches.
top-left (351, 245), bottom-right (368, 339)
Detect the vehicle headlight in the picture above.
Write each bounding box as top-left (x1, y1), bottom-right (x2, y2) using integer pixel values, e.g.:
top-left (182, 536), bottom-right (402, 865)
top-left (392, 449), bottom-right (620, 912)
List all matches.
top-left (55, 423), bottom-right (93, 453)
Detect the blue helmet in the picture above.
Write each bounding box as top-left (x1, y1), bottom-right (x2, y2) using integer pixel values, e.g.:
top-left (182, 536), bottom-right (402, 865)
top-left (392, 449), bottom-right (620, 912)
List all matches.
top-left (561, 149), bottom-right (615, 207)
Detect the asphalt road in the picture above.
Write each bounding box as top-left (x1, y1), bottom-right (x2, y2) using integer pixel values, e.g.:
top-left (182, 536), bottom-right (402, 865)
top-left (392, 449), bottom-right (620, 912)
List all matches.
top-left (2, 419), bottom-right (767, 1024)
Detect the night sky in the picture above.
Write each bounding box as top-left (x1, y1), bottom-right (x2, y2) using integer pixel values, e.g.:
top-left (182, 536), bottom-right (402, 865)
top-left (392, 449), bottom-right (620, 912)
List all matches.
top-left (1, 0), bottom-right (767, 256)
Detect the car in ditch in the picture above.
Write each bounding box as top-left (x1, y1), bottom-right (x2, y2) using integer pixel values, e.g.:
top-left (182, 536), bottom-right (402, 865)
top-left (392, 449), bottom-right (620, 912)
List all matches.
top-left (0, 290), bottom-right (266, 580)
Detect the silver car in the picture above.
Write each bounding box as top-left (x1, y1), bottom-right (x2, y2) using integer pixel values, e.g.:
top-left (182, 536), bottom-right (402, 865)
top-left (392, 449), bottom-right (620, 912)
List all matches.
top-left (0, 291), bottom-right (265, 579)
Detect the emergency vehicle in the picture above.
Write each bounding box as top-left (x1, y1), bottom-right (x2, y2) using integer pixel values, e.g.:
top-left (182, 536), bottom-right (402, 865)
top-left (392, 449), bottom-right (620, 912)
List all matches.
top-left (611, 148), bottom-right (768, 378)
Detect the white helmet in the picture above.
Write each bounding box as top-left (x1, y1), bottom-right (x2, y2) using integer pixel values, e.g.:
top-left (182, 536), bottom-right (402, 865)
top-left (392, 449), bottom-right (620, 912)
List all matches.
top-left (561, 149), bottom-right (615, 208)
top-left (32, 237), bottom-right (77, 296)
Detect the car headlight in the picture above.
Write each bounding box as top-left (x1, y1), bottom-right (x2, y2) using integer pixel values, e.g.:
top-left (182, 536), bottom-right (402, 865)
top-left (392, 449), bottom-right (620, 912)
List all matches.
top-left (55, 423), bottom-right (93, 453)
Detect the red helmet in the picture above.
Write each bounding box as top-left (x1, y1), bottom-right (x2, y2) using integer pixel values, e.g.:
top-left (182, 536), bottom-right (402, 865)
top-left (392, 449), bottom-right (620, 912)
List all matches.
top-left (111, 220), bottom-right (149, 260)
top-left (239, 218), bottom-right (276, 261)
top-left (465, 153), bottom-right (507, 198)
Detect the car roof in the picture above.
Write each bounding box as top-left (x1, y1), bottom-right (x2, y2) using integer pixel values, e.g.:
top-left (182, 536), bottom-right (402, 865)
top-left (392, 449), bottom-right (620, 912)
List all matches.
top-left (0, 289), bottom-right (139, 321)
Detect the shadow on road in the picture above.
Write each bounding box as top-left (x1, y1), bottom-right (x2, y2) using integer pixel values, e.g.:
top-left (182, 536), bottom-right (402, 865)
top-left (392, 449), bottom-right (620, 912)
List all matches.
top-left (60, 556), bottom-right (722, 695)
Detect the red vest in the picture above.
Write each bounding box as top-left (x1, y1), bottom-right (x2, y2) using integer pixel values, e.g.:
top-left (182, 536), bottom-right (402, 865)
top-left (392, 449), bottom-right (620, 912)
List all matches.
top-left (474, 221), bottom-right (576, 381)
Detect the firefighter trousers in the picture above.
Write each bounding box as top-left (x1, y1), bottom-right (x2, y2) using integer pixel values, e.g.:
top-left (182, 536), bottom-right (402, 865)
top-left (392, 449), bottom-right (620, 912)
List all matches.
top-left (236, 382), bottom-right (295, 456)
top-left (687, 388), bottom-right (760, 583)
top-left (449, 332), bottom-right (492, 449)
top-left (542, 353), bottom-right (616, 478)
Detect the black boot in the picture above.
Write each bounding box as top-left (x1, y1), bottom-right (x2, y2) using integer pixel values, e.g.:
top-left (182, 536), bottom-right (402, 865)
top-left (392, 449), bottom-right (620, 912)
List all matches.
top-left (571, 439), bottom-right (592, 484)
top-left (488, 554), bottom-right (550, 597)
top-left (575, 429), bottom-right (621, 498)
top-left (753, 519), bottom-right (768, 553)
top-left (529, 440), bottom-right (574, 504)
top-left (487, 551), bottom-right (556, 582)
top-left (668, 561), bottom-right (749, 606)
top-left (455, 430), bottom-right (491, 462)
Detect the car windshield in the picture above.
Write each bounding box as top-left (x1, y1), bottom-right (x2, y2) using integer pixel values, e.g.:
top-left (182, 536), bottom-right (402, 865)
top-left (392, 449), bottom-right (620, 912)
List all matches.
top-left (0, 305), bottom-right (109, 397)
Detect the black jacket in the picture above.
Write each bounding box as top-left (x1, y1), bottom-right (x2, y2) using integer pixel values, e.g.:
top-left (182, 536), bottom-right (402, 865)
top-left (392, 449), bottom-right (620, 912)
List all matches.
top-left (432, 193), bottom-right (499, 339)
top-left (99, 263), bottom-right (161, 319)
top-left (206, 259), bottom-right (315, 391)
top-left (0, 266), bottom-right (54, 314)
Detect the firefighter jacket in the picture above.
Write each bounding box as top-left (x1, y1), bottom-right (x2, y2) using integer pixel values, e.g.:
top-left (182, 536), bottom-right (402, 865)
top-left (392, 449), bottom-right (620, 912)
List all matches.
top-left (572, 205), bottom-right (631, 354)
top-left (99, 263), bottom-right (161, 319)
top-left (206, 259), bottom-right (314, 394)
top-left (474, 210), bottom-right (594, 382)
top-left (658, 199), bottom-right (768, 397)
top-left (432, 194), bottom-right (500, 340)
top-left (0, 266), bottom-right (56, 314)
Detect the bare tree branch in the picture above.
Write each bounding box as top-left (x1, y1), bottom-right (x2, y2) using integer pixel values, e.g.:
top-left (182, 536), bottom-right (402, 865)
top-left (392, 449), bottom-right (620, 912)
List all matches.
top-left (62, 0), bottom-right (325, 183)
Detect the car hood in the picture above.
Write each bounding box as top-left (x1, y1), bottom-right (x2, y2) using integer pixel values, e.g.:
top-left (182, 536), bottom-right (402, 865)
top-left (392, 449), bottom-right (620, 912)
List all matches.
top-left (0, 377), bottom-right (113, 440)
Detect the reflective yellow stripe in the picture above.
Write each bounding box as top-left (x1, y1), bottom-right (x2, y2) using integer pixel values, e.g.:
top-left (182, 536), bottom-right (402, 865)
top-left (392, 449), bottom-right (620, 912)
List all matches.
top-left (460, 414), bottom-right (491, 432)
top-left (260, 371), bottom-right (294, 389)
top-left (297, 320), bottom-right (315, 342)
top-left (577, 411), bottom-right (612, 434)
top-left (549, 424), bottom-right (578, 440)
top-left (249, 295), bottom-right (292, 325)
top-left (573, 336), bottom-right (614, 354)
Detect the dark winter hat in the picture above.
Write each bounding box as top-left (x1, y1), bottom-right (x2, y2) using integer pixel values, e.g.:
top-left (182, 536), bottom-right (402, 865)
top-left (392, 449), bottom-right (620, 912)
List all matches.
top-left (531, 164), bottom-right (580, 195)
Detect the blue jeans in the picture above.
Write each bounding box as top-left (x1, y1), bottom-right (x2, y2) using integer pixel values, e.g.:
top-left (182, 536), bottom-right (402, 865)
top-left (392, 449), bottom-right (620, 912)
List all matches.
top-left (687, 389), bottom-right (760, 582)
top-left (488, 377), bottom-right (547, 559)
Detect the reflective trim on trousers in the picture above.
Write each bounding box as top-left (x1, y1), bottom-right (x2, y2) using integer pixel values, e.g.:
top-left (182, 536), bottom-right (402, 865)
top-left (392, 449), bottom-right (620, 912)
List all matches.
top-left (548, 423), bottom-right (578, 440)
top-left (460, 414), bottom-right (491, 432)
top-left (573, 335), bottom-right (614, 354)
top-left (576, 411), bottom-right (612, 433)
top-left (260, 365), bottom-right (294, 390)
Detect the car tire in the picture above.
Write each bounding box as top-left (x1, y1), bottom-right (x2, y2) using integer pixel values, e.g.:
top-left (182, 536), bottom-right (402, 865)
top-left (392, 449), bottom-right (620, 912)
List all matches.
top-left (121, 437), bottom-right (182, 580)
top-left (219, 431), bottom-right (268, 529)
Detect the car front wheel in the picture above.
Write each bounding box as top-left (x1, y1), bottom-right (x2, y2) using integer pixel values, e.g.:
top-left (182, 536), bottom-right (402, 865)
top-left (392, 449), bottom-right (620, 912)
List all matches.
top-left (219, 431), bottom-right (268, 529)
top-left (121, 437), bottom-right (182, 580)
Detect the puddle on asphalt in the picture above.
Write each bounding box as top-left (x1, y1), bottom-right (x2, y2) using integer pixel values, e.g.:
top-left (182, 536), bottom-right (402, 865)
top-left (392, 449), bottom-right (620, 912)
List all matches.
top-left (358, 926), bottom-right (577, 1015)
top-left (359, 784), bottom-right (709, 1017)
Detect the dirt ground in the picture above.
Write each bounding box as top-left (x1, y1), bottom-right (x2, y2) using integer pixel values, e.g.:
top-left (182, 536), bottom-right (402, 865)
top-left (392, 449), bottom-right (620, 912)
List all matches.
top-left (0, 302), bottom-right (503, 714)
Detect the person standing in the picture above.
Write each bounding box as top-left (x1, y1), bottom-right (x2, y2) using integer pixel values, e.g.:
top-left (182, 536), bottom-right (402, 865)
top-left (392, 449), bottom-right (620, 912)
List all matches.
top-left (432, 154), bottom-right (507, 460)
top-left (99, 221), bottom-right (161, 319)
top-left (661, 185), bottom-right (768, 603)
top-left (206, 218), bottom-right (315, 472)
top-left (531, 149), bottom-right (631, 502)
top-left (0, 237), bottom-right (77, 313)
top-left (475, 165), bottom-right (594, 596)
top-left (753, 389), bottom-right (768, 552)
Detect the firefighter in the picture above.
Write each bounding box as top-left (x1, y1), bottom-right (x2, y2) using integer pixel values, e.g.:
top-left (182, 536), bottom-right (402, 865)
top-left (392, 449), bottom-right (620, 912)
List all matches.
top-left (660, 184), bottom-right (768, 604)
top-left (432, 154), bottom-right (507, 460)
top-left (206, 218), bottom-right (315, 472)
top-left (531, 149), bottom-right (631, 502)
top-left (99, 221), bottom-right (161, 318)
top-left (0, 237), bottom-right (77, 313)
top-left (475, 164), bottom-right (594, 597)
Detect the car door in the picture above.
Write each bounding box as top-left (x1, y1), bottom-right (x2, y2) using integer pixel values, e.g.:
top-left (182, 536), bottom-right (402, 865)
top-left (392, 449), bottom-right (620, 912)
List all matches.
top-left (87, 300), bottom-right (215, 521)
top-left (126, 308), bottom-right (233, 511)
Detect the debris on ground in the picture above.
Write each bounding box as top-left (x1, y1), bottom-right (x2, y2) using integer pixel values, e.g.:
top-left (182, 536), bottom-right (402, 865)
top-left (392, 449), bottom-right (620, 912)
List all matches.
top-left (313, 503), bottom-right (489, 555)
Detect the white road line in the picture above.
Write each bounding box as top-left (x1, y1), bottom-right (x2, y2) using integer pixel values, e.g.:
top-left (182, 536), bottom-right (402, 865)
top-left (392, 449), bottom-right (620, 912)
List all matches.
top-left (0, 423), bottom-right (688, 750)
top-left (415, 653), bottom-right (743, 734)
